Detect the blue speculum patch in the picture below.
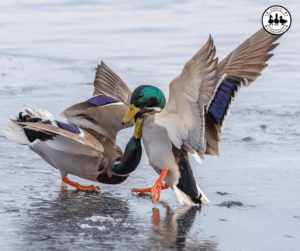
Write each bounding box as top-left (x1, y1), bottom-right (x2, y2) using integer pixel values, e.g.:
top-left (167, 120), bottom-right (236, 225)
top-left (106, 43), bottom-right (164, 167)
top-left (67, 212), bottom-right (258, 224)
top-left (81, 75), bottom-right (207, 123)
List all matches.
top-left (86, 94), bottom-right (118, 107)
top-left (208, 78), bottom-right (241, 125)
top-left (56, 121), bottom-right (79, 134)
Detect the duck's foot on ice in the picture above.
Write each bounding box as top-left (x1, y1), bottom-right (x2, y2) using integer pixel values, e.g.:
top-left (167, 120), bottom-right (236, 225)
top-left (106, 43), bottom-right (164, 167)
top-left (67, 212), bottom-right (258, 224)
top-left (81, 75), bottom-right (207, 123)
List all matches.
top-left (62, 177), bottom-right (100, 192)
top-left (132, 169), bottom-right (169, 203)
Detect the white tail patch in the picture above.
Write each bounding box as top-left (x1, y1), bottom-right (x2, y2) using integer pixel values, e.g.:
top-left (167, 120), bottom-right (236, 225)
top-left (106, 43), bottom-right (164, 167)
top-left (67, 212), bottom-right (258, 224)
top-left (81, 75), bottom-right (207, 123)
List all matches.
top-left (173, 185), bottom-right (210, 206)
top-left (196, 185), bottom-right (210, 204)
top-left (173, 186), bottom-right (197, 205)
top-left (23, 108), bottom-right (54, 120)
top-left (6, 119), bottom-right (30, 145)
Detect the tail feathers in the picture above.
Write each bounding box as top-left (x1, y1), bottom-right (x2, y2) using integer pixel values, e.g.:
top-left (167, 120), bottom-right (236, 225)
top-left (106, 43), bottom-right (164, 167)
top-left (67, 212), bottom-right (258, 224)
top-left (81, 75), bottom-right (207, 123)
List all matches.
top-left (174, 186), bottom-right (198, 205)
top-left (23, 108), bottom-right (54, 120)
top-left (6, 119), bottom-right (30, 145)
top-left (6, 108), bottom-right (54, 145)
top-left (173, 185), bottom-right (210, 206)
top-left (196, 185), bottom-right (210, 204)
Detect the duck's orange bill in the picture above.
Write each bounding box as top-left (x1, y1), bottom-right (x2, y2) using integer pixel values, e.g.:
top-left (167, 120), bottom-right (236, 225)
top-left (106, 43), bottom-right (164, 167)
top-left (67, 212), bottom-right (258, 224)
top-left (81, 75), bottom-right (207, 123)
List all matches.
top-left (132, 169), bottom-right (169, 203)
top-left (62, 177), bottom-right (100, 192)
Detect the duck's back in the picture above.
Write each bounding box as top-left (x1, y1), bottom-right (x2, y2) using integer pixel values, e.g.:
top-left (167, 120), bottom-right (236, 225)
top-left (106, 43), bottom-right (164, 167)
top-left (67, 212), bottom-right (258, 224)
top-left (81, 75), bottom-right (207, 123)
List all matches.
top-left (7, 61), bottom-right (135, 185)
top-left (57, 61), bottom-right (135, 182)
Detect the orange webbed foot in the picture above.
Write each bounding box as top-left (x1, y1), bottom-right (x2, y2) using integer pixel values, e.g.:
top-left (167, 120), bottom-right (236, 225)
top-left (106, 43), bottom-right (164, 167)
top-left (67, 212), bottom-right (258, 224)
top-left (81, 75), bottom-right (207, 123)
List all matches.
top-left (132, 169), bottom-right (169, 203)
top-left (62, 178), bottom-right (100, 192)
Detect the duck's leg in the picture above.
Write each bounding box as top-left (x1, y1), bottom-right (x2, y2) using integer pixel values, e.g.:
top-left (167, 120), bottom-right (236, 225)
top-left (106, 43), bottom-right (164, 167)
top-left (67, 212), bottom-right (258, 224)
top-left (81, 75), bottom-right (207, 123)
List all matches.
top-left (132, 169), bottom-right (169, 203)
top-left (62, 177), bottom-right (100, 192)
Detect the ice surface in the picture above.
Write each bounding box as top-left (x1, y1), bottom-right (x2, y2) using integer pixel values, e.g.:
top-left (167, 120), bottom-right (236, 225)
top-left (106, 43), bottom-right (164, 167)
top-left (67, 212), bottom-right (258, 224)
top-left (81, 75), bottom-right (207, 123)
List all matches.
top-left (0, 0), bottom-right (300, 250)
top-left (78, 224), bottom-right (106, 231)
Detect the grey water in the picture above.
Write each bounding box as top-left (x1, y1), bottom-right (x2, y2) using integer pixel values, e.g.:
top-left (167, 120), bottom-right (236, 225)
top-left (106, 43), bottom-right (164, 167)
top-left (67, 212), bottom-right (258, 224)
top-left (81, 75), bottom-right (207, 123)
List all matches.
top-left (1, 0), bottom-right (300, 250)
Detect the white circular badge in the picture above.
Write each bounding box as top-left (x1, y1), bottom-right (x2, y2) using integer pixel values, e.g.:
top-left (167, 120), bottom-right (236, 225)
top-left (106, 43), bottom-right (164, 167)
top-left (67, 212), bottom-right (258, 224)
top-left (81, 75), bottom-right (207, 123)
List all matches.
top-left (262, 5), bottom-right (291, 35)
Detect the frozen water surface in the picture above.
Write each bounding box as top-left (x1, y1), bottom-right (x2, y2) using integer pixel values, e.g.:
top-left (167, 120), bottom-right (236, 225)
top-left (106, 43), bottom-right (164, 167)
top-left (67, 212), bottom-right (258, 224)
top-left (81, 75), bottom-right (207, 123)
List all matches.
top-left (0, 0), bottom-right (300, 250)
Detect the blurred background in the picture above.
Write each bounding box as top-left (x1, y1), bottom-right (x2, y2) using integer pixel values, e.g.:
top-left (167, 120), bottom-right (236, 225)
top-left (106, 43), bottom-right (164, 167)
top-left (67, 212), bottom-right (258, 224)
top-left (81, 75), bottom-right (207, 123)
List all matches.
top-left (0, 0), bottom-right (299, 250)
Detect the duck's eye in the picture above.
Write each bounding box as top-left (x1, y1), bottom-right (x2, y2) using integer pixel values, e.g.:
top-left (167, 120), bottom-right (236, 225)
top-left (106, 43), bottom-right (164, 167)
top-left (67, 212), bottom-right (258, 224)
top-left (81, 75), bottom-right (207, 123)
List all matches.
top-left (139, 94), bottom-right (143, 97)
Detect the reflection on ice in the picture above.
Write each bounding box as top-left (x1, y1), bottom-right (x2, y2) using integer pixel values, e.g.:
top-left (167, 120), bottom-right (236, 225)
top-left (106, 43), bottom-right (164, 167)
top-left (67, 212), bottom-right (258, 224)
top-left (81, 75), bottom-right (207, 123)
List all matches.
top-left (12, 185), bottom-right (219, 250)
top-left (149, 202), bottom-right (219, 250)
top-left (1, 0), bottom-right (300, 250)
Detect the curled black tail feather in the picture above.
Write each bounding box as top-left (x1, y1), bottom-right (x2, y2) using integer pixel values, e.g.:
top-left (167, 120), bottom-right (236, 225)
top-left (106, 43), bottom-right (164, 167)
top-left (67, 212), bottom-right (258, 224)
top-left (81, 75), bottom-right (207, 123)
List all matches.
top-left (18, 112), bottom-right (42, 123)
top-left (18, 112), bottom-right (30, 122)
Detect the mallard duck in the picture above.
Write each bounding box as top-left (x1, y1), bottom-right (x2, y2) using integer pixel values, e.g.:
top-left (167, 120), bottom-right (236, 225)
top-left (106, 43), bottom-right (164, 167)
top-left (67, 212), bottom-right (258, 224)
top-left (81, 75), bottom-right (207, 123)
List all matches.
top-left (122, 28), bottom-right (283, 205)
top-left (6, 62), bottom-right (144, 191)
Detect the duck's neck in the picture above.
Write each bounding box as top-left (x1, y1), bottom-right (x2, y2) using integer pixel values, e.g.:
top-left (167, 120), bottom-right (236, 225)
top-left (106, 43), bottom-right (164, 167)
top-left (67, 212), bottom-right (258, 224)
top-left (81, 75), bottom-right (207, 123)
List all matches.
top-left (133, 118), bottom-right (143, 139)
top-left (112, 118), bottom-right (143, 175)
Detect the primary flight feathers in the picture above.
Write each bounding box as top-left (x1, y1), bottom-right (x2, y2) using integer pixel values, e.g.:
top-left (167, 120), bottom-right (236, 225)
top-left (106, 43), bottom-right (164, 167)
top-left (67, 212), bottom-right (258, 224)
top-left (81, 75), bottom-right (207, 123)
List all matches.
top-left (93, 61), bottom-right (132, 107)
top-left (156, 28), bottom-right (282, 159)
top-left (216, 28), bottom-right (282, 87)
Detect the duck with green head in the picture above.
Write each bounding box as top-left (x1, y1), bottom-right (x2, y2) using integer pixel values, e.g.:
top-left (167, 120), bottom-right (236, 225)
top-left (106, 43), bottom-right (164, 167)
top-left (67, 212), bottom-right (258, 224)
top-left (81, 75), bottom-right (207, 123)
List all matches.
top-left (120, 28), bottom-right (283, 205)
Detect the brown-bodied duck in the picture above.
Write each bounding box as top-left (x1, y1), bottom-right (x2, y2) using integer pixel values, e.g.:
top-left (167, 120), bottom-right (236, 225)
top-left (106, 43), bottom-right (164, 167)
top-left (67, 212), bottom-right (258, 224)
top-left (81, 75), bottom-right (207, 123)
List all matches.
top-left (6, 62), bottom-right (143, 191)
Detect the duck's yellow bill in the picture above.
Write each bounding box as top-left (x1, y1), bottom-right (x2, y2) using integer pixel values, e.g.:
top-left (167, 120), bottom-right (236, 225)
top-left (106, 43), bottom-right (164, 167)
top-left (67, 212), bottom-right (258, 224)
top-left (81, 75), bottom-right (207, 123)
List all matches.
top-left (122, 104), bottom-right (140, 124)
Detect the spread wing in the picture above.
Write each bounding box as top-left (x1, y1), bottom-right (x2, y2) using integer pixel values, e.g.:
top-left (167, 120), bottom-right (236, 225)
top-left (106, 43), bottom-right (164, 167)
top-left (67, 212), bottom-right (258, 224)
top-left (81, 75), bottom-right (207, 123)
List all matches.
top-left (215, 29), bottom-right (282, 87)
top-left (156, 28), bottom-right (282, 160)
top-left (60, 61), bottom-right (134, 141)
top-left (205, 29), bottom-right (282, 156)
top-left (155, 35), bottom-right (218, 158)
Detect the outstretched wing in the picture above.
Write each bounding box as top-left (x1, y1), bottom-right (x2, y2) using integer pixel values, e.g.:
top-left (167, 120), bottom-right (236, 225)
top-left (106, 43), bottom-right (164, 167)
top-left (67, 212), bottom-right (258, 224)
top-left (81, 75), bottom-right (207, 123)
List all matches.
top-left (155, 35), bottom-right (218, 158)
top-left (205, 28), bottom-right (282, 156)
top-left (60, 61), bottom-right (134, 141)
top-left (215, 29), bottom-right (282, 87)
top-left (156, 28), bottom-right (282, 159)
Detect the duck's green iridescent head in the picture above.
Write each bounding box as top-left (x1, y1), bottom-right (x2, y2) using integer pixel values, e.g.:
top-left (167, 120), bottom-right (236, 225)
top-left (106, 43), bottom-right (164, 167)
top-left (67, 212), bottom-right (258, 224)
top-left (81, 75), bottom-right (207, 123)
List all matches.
top-left (122, 85), bottom-right (166, 124)
top-left (130, 85), bottom-right (166, 109)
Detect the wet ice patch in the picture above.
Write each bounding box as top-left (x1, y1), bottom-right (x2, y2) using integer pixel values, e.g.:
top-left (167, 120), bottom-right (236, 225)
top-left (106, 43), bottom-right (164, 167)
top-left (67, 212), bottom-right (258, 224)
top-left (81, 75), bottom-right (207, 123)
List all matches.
top-left (122, 222), bottom-right (133, 228)
top-left (86, 215), bottom-right (120, 223)
top-left (216, 201), bottom-right (244, 208)
top-left (83, 215), bottom-right (134, 229)
top-left (242, 137), bottom-right (254, 142)
top-left (78, 223), bottom-right (106, 231)
top-left (85, 215), bottom-right (121, 225)
top-left (216, 191), bottom-right (231, 196)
